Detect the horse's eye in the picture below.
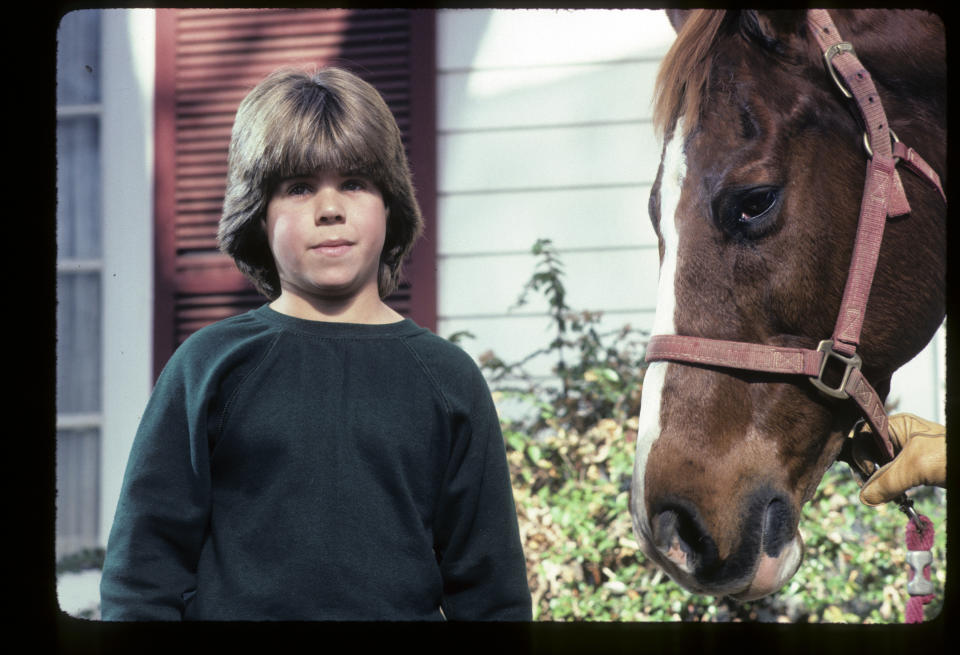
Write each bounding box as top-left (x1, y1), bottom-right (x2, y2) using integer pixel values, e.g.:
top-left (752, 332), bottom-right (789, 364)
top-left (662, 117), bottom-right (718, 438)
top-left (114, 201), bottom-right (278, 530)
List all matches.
top-left (714, 185), bottom-right (782, 239)
top-left (739, 188), bottom-right (778, 222)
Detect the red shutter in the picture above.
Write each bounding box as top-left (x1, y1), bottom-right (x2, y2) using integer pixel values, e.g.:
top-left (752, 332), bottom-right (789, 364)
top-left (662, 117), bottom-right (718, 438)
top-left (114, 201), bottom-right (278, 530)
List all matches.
top-left (153, 8), bottom-right (436, 377)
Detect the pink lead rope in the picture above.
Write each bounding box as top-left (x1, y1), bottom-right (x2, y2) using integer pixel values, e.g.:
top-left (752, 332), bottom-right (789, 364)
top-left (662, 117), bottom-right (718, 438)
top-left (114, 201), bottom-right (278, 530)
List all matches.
top-left (644, 9), bottom-right (944, 622)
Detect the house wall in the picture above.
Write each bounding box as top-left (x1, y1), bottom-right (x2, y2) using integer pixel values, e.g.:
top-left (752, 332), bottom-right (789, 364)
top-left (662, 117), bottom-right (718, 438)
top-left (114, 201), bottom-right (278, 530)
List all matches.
top-left (98, 9), bottom-right (156, 545)
top-left (435, 9), bottom-right (674, 378)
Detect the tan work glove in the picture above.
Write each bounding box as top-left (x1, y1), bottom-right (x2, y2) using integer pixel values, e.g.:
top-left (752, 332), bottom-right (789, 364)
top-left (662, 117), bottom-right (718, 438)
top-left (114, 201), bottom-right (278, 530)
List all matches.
top-left (851, 413), bottom-right (946, 507)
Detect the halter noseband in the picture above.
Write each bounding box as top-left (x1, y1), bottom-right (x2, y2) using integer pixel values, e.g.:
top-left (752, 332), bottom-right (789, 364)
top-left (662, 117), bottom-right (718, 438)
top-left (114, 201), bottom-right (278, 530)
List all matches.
top-left (645, 9), bottom-right (946, 464)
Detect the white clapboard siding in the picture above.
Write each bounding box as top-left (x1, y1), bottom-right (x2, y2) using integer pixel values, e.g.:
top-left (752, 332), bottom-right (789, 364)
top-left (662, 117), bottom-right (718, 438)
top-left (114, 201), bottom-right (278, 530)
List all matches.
top-left (439, 248), bottom-right (660, 318)
top-left (437, 186), bottom-right (655, 256)
top-left (439, 123), bottom-right (660, 194)
top-left (436, 9), bottom-right (673, 376)
top-left (888, 323), bottom-right (947, 424)
top-left (438, 61), bottom-right (657, 132)
top-left (438, 8), bottom-right (676, 69)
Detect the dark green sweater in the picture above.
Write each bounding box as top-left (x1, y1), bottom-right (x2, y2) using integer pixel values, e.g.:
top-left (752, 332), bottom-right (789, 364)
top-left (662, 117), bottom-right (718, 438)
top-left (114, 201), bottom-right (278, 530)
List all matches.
top-left (100, 305), bottom-right (531, 621)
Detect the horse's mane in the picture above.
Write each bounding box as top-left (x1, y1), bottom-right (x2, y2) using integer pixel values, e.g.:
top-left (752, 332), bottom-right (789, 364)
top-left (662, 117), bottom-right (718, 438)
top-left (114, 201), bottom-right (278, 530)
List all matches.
top-left (652, 10), bottom-right (727, 138)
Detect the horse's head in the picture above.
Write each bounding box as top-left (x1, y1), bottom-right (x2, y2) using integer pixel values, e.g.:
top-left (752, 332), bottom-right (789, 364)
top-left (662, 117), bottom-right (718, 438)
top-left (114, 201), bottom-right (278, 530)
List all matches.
top-left (631, 9), bottom-right (945, 600)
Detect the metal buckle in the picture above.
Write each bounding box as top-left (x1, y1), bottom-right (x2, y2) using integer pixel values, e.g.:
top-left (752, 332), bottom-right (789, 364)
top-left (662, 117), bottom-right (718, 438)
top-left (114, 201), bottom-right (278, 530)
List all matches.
top-left (899, 496), bottom-right (926, 532)
top-left (863, 129), bottom-right (900, 159)
top-left (840, 419), bottom-right (880, 484)
top-left (824, 41), bottom-right (856, 99)
top-left (810, 340), bottom-right (862, 399)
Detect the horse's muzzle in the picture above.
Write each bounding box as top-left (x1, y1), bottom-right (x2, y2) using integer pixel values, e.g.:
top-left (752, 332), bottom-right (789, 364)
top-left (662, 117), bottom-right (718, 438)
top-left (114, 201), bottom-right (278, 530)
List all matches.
top-left (639, 489), bottom-right (803, 598)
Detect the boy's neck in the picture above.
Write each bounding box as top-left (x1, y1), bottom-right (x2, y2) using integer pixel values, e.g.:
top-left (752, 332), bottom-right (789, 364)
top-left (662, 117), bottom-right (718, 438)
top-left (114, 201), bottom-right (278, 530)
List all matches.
top-left (269, 289), bottom-right (404, 325)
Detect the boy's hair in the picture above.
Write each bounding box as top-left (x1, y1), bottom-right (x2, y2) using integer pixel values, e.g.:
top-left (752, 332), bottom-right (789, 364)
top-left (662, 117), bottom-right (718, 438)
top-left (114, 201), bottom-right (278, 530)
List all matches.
top-left (218, 67), bottom-right (424, 299)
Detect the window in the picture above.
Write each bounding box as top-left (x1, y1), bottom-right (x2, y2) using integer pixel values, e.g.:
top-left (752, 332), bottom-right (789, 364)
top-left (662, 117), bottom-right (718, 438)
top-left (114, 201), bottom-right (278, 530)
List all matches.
top-left (56, 10), bottom-right (103, 559)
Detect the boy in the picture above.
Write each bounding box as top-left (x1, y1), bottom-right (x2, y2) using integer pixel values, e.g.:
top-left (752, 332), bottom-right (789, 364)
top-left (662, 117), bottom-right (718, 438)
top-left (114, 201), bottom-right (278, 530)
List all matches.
top-left (100, 67), bottom-right (532, 621)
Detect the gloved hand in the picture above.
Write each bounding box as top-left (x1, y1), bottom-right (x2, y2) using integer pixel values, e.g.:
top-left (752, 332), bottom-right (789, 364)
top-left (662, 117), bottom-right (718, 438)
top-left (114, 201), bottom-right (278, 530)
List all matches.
top-left (850, 413), bottom-right (946, 507)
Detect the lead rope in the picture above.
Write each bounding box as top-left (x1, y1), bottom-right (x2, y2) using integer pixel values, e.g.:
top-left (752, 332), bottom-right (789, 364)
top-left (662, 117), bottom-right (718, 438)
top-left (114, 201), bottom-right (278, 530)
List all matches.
top-left (903, 509), bottom-right (935, 623)
top-left (846, 425), bottom-right (939, 623)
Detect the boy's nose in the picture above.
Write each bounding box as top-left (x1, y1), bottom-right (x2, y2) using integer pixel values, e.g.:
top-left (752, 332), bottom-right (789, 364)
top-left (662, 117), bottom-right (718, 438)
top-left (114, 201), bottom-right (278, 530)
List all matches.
top-left (315, 192), bottom-right (345, 225)
top-left (317, 210), bottom-right (345, 225)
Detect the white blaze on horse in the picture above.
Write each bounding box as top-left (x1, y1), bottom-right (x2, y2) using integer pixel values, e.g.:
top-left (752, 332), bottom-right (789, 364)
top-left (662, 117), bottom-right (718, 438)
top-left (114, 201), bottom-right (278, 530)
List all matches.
top-left (631, 9), bottom-right (945, 600)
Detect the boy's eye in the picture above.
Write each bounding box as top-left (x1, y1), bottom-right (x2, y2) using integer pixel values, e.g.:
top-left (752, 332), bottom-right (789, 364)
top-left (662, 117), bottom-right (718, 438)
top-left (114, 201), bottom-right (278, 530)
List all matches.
top-left (285, 181), bottom-right (312, 196)
top-left (341, 178), bottom-right (368, 191)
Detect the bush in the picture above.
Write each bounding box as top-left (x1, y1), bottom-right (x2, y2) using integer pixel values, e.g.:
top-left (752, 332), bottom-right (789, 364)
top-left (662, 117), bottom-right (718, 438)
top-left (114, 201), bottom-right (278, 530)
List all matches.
top-left (471, 239), bottom-right (947, 622)
top-left (56, 547), bottom-right (105, 576)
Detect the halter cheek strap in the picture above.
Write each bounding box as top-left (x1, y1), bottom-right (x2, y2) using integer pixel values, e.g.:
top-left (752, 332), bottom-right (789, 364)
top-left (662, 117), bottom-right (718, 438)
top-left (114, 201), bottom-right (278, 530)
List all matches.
top-left (645, 9), bottom-right (945, 464)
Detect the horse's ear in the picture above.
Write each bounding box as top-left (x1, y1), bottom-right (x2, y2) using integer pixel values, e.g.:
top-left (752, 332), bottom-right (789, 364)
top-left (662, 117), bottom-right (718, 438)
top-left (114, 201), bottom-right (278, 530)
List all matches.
top-left (665, 9), bottom-right (693, 33)
top-left (731, 10), bottom-right (807, 57)
top-left (744, 10), bottom-right (807, 42)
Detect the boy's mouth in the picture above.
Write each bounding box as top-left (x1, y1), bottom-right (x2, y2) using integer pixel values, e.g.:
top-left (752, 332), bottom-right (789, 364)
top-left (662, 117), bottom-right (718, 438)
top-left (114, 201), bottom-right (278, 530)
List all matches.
top-left (311, 239), bottom-right (354, 256)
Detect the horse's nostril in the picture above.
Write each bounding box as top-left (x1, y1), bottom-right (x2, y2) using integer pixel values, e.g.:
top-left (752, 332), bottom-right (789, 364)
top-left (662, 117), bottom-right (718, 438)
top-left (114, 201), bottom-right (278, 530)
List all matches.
top-left (652, 509), bottom-right (680, 552)
top-left (651, 506), bottom-right (715, 572)
top-left (762, 498), bottom-right (792, 557)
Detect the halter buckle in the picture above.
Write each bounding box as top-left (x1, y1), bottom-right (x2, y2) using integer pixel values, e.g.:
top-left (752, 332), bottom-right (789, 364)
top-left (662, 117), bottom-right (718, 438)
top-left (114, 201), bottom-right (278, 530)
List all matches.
top-left (811, 340), bottom-right (862, 399)
top-left (863, 129), bottom-right (900, 159)
top-left (824, 42), bottom-right (856, 99)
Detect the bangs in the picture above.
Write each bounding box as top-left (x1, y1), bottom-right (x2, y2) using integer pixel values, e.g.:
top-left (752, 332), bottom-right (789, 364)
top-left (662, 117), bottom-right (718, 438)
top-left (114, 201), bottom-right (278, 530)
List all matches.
top-left (260, 82), bottom-right (389, 188)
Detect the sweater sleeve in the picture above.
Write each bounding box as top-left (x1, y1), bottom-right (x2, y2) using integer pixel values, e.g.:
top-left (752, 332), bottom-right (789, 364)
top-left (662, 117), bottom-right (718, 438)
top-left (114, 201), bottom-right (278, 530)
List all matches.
top-left (430, 356), bottom-right (532, 621)
top-left (99, 343), bottom-right (215, 620)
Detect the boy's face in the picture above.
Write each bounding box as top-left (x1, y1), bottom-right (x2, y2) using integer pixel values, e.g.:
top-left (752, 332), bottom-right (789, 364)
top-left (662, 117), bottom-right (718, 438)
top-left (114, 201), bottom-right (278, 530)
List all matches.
top-left (264, 170), bottom-right (388, 305)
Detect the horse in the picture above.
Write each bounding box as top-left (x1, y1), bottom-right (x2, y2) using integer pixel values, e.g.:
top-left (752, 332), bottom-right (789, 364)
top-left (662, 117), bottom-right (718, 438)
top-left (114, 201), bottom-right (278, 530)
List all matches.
top-left (630, 9), bottom-right (946, 600)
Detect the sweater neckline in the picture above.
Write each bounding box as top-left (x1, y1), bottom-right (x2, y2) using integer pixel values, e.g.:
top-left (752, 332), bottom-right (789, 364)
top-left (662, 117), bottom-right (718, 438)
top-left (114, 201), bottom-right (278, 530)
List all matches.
top-left (253, 303), bottom-right (424, 339)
